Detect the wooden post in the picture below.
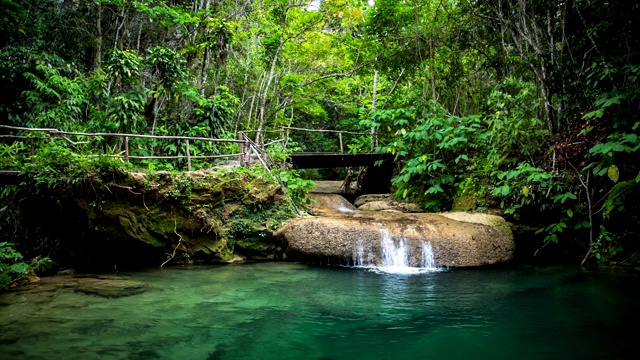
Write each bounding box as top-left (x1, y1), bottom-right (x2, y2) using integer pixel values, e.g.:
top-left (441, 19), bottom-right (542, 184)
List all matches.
top-left (124, 136), bottom-right (129, 167)
top-left (339, 132), bottom-right (344, 154)
top-left (245, 138), bottom-right (251, 166)
top-left (185, 139), bottom-right (192, 171)
top-left (238, 131), bottom-right (245, 166)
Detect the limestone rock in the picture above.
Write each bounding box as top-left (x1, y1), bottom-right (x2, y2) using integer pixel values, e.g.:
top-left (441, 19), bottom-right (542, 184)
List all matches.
top-left (438, 212), bottom-right (513, 242)
top-left (354, 194), bottom-right (423, 213)
top-left (276, 210), bottom-right (514, 268)
top-left (353, 194), bottom-right (391, 207)
top-left (310, 180), bottom-right (357, 194)
top-left (307, 194), bottom-right (357, 215)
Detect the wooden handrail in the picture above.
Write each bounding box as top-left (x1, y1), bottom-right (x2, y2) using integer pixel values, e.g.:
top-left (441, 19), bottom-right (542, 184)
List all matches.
top-left (1, 125), bottom-right (249, 171)
top-left (279, 126), bottom-right (372, 136)
top-left (93, 153), bottom-right (242, 160)
top-left (0, 125), bottom-right (244, 143)
top-left (2, 124), bottom-right (385, 172)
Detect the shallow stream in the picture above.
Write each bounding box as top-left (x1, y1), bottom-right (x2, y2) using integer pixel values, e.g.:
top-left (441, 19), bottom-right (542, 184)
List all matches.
top-left (1, 263), bottom-right (639, 359)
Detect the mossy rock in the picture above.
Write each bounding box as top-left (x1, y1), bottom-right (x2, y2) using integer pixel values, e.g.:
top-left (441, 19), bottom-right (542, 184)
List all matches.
top-left (15, 167), bottom-right (297, 269)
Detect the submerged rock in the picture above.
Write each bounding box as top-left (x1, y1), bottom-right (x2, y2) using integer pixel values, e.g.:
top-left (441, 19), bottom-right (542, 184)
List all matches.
top-left (276, 209), bottom-right (514, 268)
top-left (73, 276), bottom-right (146, 298)
top-left (4, 274), bottom-right (146, 298)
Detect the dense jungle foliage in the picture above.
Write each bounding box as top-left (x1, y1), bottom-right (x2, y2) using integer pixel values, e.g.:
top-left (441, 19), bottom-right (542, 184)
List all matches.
top-left (1, 0), bottom-right (639, 283)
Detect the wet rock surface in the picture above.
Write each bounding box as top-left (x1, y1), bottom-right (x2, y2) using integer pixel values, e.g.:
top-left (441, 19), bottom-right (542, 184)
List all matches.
top-left (277, 194), bottom-right (514, 268)
top-left (354, 194), bottom-right (424, 213)
top-left (307, 194), bottom-right (357, 215)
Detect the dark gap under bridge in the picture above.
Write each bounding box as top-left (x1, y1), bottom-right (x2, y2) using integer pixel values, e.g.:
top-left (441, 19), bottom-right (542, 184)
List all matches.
top-left (288, 152), bottom-right (395, 195)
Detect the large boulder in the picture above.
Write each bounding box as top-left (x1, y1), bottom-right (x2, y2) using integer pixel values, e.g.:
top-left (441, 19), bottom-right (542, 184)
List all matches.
top-left (276, 209), bottom-right (514, 268)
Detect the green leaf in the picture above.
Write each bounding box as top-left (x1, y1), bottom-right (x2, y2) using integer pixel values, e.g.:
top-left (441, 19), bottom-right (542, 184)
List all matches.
top-left (583, 109), bottom-right (604, 119)
top-left (607, 165), bottom-right (620, 183)
top-left (10, 262), bottom-right (29, 274)
top-left (567, 208), bottom-right (573, 218)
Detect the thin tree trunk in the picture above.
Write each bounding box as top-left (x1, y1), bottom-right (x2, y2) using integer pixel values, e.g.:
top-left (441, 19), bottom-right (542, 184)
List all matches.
top-left (246, 71), bottom-right (265, 129)
top-left (371, 70), bottom-right (379, 151)
top-left (96, 2), bottom-right (102, 69)
top-left (200, 48), bottom-right (209, 95)
top-left (136, 20), bottom-right (143, 52)
top-left (256, 43), bottom-right (283, 143)
top-left (114, 7), bottom-right (126, 50)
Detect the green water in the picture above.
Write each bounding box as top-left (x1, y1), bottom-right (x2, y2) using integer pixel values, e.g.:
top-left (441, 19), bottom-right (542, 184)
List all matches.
top-left (1, 263), bottom-right (639, 360)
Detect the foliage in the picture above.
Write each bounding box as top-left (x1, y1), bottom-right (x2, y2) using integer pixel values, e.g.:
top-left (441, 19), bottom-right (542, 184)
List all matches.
top-left (0, 242), bottom-right (28, 289)
top-left (279, 169), bottom-right (315, 209)
top-left (0, 241), bottom-right (53, 290)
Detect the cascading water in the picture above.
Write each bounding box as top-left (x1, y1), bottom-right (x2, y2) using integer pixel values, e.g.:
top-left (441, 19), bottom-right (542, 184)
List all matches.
top-left (381, 234), bottom-right (409, 268)
top-left (351, 230), bottom-right (441, 274)
top-left (421, 241), bottom-right (436, 269)
top-left (353, 244), bottom-right (365, 267)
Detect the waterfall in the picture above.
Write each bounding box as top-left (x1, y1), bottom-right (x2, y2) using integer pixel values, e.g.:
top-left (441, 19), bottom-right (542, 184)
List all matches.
top-left (353, 244), bottom-right (365, 267)
top-left (381, 234), bottom-right (409, 268)
top-left (351, 230), bottom-right (441, 274)
top-left (421, 241), bottom-right (436, 269)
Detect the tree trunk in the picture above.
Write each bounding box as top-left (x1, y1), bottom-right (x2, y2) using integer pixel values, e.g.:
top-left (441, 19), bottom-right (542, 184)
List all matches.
top-left (256, 42), bottom-right (283, 144)
top-left (96, 2), bottom-right (102, 69)
top-left (371, 70), bottom-right (379, 151)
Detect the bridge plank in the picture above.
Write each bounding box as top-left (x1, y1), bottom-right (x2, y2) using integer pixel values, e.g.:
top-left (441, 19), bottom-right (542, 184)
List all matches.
top-left (288, 152), bottom-right (393, 169)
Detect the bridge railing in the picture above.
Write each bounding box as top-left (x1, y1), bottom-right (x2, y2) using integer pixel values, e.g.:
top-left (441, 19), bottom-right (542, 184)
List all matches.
top-left (0, 125), bottom-right (246, 171)
top-left (244, 127), bottom-right (380, 155)
top-left (1, 124), bottom-right (383, 173)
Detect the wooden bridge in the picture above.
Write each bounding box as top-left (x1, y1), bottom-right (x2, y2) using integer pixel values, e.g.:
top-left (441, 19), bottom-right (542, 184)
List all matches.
top-left (0, 125), bottom-right (394, 192)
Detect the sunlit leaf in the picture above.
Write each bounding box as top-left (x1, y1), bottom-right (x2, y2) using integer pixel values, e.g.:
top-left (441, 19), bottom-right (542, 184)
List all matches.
top-left (607, 164), bottom-right (620, 183)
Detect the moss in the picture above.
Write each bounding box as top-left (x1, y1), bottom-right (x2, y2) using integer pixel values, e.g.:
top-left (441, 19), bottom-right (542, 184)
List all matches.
top-left (452, 193), bottom-right (477, 211)
top-left (489, 217), bottom-right (515, 243)
top-left (451, 178), bottom-right (489, 211)
top-left (4, 164), bottom-right (297, 269)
